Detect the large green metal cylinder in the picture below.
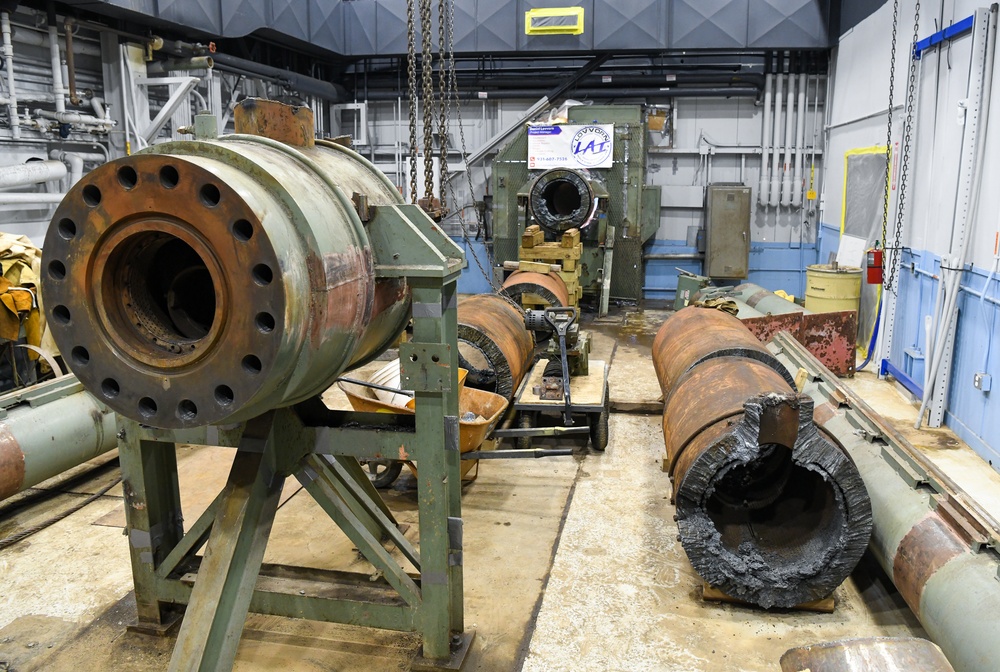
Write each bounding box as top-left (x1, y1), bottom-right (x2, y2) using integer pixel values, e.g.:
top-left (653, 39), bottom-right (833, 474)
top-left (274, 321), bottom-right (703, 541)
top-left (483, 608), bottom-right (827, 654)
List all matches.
top-left (42, 101), bottom-right (410, 429)
top-left (0, 376), bottom-right (116, 502)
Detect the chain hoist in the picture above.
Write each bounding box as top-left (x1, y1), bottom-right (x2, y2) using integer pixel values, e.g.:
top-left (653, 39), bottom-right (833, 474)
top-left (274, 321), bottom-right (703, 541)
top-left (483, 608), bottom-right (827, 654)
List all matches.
top-left (881, 0), bottom-right (921, 294)
top-left (419, 0), bottom-right (435, 204)
top-left (437, 0), bottom-right (449, 209)
top-left (406, 0), bottom-right (418, 204)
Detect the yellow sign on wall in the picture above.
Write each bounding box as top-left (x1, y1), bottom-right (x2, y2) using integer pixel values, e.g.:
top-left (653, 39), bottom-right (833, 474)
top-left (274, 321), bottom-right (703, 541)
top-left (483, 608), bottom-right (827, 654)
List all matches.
top-left (525, 7), bottom-right (585, 35)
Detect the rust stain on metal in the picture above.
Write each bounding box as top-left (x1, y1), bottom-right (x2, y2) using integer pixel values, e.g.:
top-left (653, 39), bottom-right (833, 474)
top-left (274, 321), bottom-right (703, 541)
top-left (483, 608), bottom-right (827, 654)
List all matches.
top-left (893, 513), bottom-right (967, 614)
top-left (234, 98), bottom-right (315, 147)
top-left (0, 424), bottom-right (25, 500)
top-left (812, 401), bottom-right (839, 427)
top-left (457, 294), bottom-right (534, 399)
top-left (501, 271), bottom-right (570, 308)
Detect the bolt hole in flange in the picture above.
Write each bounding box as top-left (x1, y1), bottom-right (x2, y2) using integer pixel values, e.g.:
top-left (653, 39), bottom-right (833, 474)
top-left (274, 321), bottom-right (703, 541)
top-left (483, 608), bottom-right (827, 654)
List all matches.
top-left (252, 264), bottom-right (273, 286)
top-left (48, 260), bottom-right (66, 280)
top-left (200, 183), bottom-right (221, 207)
top-left (232, 219), bottom-right (253, 242)
top-left (52, 305), bottom-right (71, 325)
top-left (159, 165), bottom-right (179, 189)
top-left (57, 218), bottom-right (76, 240)
top-left (242, 355), bottom-right (262, 375)
top-left (71, 346), bottom-right (90, 366)
top-left (101, 378), bottom-right (120, 399)
top-left (177, 399), bottom-right (198, 421)
top-left (255, 312), bottom-right (275, 333)
top-left (215, 385), bottom-right (235, 406)
top-left (138, 396), bottom-right (158, 418)
top-left (82, 184), bottom-right (101, 207)
top-left (117, 166), bottom-right (138, 190)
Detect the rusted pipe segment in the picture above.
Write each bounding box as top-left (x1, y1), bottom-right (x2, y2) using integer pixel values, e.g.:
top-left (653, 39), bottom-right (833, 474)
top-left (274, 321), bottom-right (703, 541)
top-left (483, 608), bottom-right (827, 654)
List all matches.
top-left (654, 308), bottom-right (872, 608)
top-left (42, 100), bottom-right (410, 429)
top-left (733, 282), bottom-right (807, 315)
top-left (769, 332), bottom-right (1000, 672)
top-left (0, 376), bottom-right (116, 502)
top-left (456, 294), bottom-right (534, 399)
top-left (528, 168), bottom-right (596, 234)
top-left (780, 637), bottom-right (955, 672)
top-left (651, 306), bottom-right (795, 393)
top-left (501, 270), bottom-right (570, 308)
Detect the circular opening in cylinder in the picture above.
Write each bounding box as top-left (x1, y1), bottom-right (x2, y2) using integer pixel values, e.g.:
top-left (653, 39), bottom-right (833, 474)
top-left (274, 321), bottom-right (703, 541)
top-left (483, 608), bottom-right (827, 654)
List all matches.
top-left (214, 385), bottom-right (234, 406)
top-left (704, 444), bottom-right (843, 562)
top-left (457, 340), bottom-right (497, 393)
top-left (48, 260), bottom-right (66, 280)
top-left (541, 180), bottom-right (582, 217)
top-left (101, 378), bottom-right (120, 398)
top-left (58, 218), bottom-right (77, 240)
top-left (138, 396), bottom-right (158, 418)
top-left (52, 305), bottom-right (71, 325)
top-left (177, 399), bottom-right (198, 421)
top-left (159, 165), bottom-right (180, 189)
top-left (101, 231), bottom-right (219, 358)
top-left (117, 166), bottom-right (138, 190)
top-left (82, 184), bottom-right (102, 207)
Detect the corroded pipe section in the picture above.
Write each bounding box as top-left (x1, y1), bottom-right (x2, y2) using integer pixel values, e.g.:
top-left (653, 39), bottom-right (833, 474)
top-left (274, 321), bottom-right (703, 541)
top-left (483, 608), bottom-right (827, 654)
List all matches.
top-left (780, 637), bottom-right (955, 672)
top-left (653, 307), bottom-right (872, 608)
top-left (456, 294), bottom-right (534, 399)
top-left (501, 271), bottom-right (570, 308)
top-left (42, 99), bottom-right (410, 429)
top-left (0, 376), bottom-right (116, 502)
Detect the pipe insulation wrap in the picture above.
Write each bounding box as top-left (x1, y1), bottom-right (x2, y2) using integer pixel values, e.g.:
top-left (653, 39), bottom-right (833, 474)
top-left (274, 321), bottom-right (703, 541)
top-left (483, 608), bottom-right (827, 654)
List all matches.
top-left (0, 381), bottom-right (117, 502)
top-left (769, 74), bottom-right (783, 207)
top-left (759, 73), bottom-right (773, 207)
top-left (0, 160), bottom-right (67, 188)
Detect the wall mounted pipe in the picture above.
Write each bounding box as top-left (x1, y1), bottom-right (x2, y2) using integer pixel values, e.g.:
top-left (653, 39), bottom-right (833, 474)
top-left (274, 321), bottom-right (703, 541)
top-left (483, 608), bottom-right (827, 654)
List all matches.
top-left (759, 73), bottom-right (773, 207)
top-left (792, 72), bottom-right (807, 208)
top-left (63, 19), bottom-right (81, 106)
top-left (456, 294), bottom-right (534, 399)
top-left (9, 23), bottom-right (102, 58)
top-left (780, 73), bottom-right (795, 207)
top-left (0, 160), bottom-right (67, 189)
top-left (48, 24), bottom-right (66, 114)
top-left (0, 376), bottom-right (117, 503)
top-left (361, 87), bottom-right (761, 101)
top-left (769, 331), bottom-right (1000, 672)
top-left (0, 192), bottom-right (66, 205)
top-left (32, 108), bottom-right (115, 128)
top-left (768, 74), bottom-right (783, 207)
top-left (2, 12), bottom-right (20, 139)
top-left (147, 56), bottom-right (215, 75)
top-left (652, 307), bottom-right (872, 608)
top-left (210, 52), bottom-right (347, 102)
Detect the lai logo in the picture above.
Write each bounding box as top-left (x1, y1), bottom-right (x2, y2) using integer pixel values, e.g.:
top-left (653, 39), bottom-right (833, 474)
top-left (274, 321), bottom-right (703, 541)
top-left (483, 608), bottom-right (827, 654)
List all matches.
top-left (571, 126), bottom-right (612, 167)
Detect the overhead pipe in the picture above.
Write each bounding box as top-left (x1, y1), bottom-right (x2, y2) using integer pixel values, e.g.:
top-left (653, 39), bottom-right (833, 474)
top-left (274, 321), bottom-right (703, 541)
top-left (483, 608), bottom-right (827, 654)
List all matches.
top-left (147, 56), bottom-right (215, 75)
top-left (362, 86), bottom-right (760, 101)
top-left (32, 108), bottom-right (115, 128)
top-left (9, 22), bottom-right (102, 57)
top-left (0, 192), bottom-right (66, 204)
top-left (0, 160), bottom-right (67, 189)
top-left (0, 376), bottom-right (117, 503)
top-left (759, 72), bottom-right (773, 207)
top-left (47, 16), bottom-right (66, 114)
top-left (210, 52), bottom-right (347, 102)
top-left (780, 62), bottom-right (796, 207)
top-left (768, 71), bottom-right (783, 207)
top-left (63, 19), bottom-right (81, 106)
top-left (49, 150), bottom-right (105, 187)
top-left (792, 72), bottom-right (807, 208)
top-left (2, 12), bottom-right (21, 139)
top-left (652, 307), bottom-right (872, 609)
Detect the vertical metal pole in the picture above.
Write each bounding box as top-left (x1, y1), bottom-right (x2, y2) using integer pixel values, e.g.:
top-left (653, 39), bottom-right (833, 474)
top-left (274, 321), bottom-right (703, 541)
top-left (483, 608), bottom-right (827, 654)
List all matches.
top-left (410, 276), bottom-right (463, 661)
top-left (118, 417), bottom-right (184, 629)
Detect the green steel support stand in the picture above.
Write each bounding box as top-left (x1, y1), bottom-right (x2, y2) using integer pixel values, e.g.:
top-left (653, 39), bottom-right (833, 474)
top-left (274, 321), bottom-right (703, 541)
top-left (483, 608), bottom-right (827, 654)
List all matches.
top-left (116, 204), bottom-right (471, 671)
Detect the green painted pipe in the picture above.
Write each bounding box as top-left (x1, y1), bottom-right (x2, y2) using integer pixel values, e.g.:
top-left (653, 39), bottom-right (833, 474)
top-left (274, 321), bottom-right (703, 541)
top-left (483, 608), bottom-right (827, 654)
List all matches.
top-left (0, 376), bottom-right (116, 502)
top-left (728, 282), bottom-right (807, 315)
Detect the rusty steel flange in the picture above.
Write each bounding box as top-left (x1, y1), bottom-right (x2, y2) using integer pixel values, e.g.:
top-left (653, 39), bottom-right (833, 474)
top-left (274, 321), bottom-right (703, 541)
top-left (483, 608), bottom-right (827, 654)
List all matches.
top-left (42, 103), bottom-right (410, 429)
top-left (456, 294), bottom-right (534, 399)
top-left (780, 637), bottom-right (955, 672)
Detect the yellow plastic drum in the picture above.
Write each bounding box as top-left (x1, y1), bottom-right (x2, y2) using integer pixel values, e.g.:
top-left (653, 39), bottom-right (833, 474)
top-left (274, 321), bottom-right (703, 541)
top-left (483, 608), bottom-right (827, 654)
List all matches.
top-left (805, 264), bottom-right (862, 313)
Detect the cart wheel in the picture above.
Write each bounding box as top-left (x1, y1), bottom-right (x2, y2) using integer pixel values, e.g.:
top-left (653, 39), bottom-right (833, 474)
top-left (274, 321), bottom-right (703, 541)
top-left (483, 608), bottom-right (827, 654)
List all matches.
top-left (517, 411), bottom-right (536, 450)
top-left (363, 459), bottom-right (403, 488)
top-left (589, 386), bottom-right (610, 451)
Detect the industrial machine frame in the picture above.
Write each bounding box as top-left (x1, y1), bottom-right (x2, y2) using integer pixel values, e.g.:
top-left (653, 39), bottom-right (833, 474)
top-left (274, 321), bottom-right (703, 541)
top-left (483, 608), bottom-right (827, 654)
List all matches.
top-left (117, 203), bottom-right (472, 671)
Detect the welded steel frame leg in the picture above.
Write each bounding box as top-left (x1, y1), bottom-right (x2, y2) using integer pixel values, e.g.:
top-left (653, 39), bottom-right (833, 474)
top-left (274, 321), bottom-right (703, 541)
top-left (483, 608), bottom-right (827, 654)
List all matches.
top-left (118, 417), bottom-right (185, 631)
top-left (167, 412), bottom-right (285, 672)
top-left (408, 276), bottom-right (472, 668)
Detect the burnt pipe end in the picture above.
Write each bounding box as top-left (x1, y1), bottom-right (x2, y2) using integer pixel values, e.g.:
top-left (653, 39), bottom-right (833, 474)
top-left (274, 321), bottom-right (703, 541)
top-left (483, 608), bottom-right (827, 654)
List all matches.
top-left (674, 393), bottom-right (873, 608)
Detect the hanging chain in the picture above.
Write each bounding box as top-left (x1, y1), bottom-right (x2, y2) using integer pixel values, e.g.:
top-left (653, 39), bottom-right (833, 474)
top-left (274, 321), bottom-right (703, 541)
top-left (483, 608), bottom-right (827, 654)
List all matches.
top-left (420, 0), bottom-right (435, 202)
top-left (440, 0), bottom-right (522, 312)
top-left (886, 0), bottom-right (921, 294)
top-left (406, 0), bottom-right (418, 204)
top-left (880, 0), bottom-right (900, 260)
top-left (437, 0), bottom-right (448, 208)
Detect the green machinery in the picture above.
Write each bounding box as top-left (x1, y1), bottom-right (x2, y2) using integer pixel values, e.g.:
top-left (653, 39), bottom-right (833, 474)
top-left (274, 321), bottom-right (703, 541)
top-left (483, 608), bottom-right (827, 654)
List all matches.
top-left (41, 101), bottom-right (472, 670)
top-left (491, 105), bottom-right (661, 308)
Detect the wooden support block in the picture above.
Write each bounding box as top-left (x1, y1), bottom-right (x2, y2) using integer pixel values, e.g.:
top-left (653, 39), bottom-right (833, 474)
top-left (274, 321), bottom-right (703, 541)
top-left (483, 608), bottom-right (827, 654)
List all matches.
top-left (701, 584), bottom-right (836, 613)
top-left (562, 258), bottom-right (577, 272)
top-left (521, 225), bottom-right (544, 249)
top-left (561, 228), bottom-right (581, 248)
top-left (519, 243), bottom-right (582, 261)
top-left (518, 260), bottom-right (559, 274)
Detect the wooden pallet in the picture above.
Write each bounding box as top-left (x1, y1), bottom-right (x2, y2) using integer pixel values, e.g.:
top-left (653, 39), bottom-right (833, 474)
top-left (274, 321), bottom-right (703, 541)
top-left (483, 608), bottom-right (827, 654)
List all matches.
top-left (701, 584), bottom-right (836, 613)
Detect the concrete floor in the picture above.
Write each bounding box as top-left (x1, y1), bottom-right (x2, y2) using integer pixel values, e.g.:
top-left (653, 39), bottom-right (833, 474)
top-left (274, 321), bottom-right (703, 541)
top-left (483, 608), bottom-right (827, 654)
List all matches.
top-left (1, 307), bottom-right (997, 671)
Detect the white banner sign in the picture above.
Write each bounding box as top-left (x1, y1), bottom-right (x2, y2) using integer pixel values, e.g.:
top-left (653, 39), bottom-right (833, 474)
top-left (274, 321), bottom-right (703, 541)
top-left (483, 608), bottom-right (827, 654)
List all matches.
top-left (527, 124), bottom-right (615, 170)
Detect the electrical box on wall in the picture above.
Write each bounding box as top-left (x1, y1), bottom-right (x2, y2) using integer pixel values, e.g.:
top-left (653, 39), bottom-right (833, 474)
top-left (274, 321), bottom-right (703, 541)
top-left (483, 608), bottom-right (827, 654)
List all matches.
top-left (704, 183), bottom-right (751, 279)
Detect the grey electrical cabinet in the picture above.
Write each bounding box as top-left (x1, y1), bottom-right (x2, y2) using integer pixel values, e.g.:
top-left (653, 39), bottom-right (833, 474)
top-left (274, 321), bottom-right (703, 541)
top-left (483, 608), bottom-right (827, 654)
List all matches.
top-left (704, 183), bottom-right (751, 279)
